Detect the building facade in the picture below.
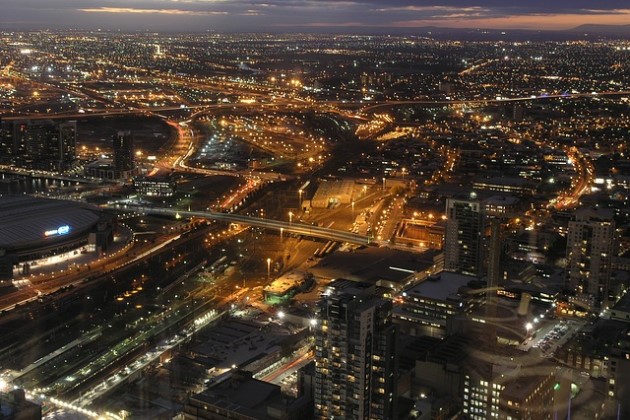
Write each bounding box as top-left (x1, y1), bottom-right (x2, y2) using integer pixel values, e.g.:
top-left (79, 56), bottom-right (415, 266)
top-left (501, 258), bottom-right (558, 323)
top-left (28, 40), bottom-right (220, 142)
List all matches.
top-left (133, 176), bottom-right (177, 197)
top-left (314, 279), bottom-right (397, 419)
top-left (0, 119), bottom-right (76, 171)
top-left (393, 271), bottom-right (477, 337)
top-left (113, 131), bottom-right (134, 178)
top-left (444, 198), bottom-right (485, 277)
top-left (566, 208), bottom-right (616, 308)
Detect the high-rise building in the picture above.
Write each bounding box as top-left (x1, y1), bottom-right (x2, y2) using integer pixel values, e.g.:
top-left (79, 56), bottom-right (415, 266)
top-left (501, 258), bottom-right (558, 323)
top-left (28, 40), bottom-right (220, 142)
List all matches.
top-left (57, 121), bottom-right (77, 170)
top-left (463, 362), bottom-right (556, 420)
top-left (112, 131), bottom-right (134, 178)
top-left (0, 117), bottom-right (13, 163)
top-left (444, 197), bottom-right (485, 277)
top-left (566, 208), bottom-right (616, 308)
top-left (314, 279), bottom-right (397, 420)
top-left (5, 120), bottom-right (77, 171)
top-left (487, 218), bottom-right (503, 288)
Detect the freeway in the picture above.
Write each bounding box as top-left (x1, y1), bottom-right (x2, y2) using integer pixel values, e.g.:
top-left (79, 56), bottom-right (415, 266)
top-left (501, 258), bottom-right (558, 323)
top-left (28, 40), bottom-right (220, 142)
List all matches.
top-left (116, 205), bottom-right (371, 246)
top-left (360, 90), bottom-right (630, 113)
top-left (6, 90), bottom-right (630, 122)
top-left (554, 147), bottom-right (594, 209)
top-left (0, 99), bottom-right (307, 121)
top-left (165, 119), bottom-right (286, 182)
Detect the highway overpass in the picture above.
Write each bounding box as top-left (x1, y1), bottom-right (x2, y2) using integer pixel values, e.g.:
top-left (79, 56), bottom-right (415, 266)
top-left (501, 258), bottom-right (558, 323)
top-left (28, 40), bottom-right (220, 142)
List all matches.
top-left (118, 205), bottom-right (371, 246)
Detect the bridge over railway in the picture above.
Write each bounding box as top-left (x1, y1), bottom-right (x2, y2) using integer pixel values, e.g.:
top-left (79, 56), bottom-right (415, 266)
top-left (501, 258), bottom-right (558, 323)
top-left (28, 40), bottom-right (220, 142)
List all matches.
top-left (117, 205), bottom-right (372, 246)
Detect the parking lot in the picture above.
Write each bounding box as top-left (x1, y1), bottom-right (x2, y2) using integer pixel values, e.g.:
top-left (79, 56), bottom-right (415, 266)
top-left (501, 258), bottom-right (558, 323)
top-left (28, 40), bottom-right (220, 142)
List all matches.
top-left (533, 319), bottom-right (584, 357)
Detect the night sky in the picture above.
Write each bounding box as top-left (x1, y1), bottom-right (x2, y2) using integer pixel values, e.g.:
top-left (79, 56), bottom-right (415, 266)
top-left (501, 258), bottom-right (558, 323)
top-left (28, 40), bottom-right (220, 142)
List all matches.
top-left (1, 1), bottom-right (629, 32)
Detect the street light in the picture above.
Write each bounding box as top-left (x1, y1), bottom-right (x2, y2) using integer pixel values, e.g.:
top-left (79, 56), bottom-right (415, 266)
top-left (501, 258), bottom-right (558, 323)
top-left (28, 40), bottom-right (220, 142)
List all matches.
top-left (288, 211), bottom-right (294, 225)
top-left (382, 177), bottom-right (386, 192)
top-left (351, 200), bottom-right (355, 216)
top-left (280, 227), bottom-right (284, 241)
top-left (298, 189), bottom-right (303, 207)
top-left (266, 257), bottom-right (271, 278)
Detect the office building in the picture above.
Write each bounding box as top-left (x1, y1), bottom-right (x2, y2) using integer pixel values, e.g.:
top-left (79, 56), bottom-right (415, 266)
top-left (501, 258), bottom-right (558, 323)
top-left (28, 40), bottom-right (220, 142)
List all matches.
top-left (183, 370), bottom-right (311, 420)
top-left (314, 279), bottom-right (397, 419)
top-left (113, 131), bottom-right (134, 178)
top-left (84, 159), bottom-right (117, 180)
top-left (472, 177), bottom-right (535, 196)
top-left (463, 360), bottom-right (556, 420)
top-left (566, 208), bottom-right (616, 308)
top-left (393, 271), bottom-right (477, 337)
top-left (444, 198), bottom-right (485, 277)
top-left (133, 175), bottom-right (177, 197)
top-left (498, 372), bottom-right (556, 420)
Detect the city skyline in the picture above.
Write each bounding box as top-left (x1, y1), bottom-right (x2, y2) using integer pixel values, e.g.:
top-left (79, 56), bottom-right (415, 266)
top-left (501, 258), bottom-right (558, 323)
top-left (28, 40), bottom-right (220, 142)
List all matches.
top-left (1, 13), bottom-right (630, 419)
top-left (1, 1), bottom-right (630, 32)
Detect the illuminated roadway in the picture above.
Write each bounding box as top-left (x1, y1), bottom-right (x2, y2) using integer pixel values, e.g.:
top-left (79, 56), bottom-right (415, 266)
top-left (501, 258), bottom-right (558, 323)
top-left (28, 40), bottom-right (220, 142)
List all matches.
top-left (0, 164), bottom-right (105, 185)
top-left (165, 120), bottom-right (287, 182)
top-left (5, 90), bottom-right (630, 122)
top-left (553, 147), bottom-right (594, 208)
top-left (117, 205), bottom-right (371, 246)
top-left (359, 90), bottom-right (630, 113)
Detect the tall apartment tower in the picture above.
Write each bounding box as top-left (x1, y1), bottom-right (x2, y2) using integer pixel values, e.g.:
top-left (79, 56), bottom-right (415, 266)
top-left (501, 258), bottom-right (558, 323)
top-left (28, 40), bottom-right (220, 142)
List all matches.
top-left (0, 117), bottom-right (11, 163)
top-left (566, 208), bottom-right (616, 308)
top-left (57, 121), bottom-right (77, 170)
top-left (314, 279), bottom-right (397, 420)
top-left (9, 120), bottom-right (76, 171)
top-left (112, 131), bottom-right (134, 178)
top-left (487, 218), bottom-right (502, 288)
top-left (444, 197), bottom-right (485, 277)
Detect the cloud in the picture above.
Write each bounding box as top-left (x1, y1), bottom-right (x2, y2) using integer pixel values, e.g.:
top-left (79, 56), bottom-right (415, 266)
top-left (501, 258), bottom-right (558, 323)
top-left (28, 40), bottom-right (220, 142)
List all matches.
top-left (373, 6), bottom-right (488, 13)
top-left (79, 7), bottom-right (228, 16)
top-left (2, 1), bottom-right (630, 31)
top-left (275, 21), bottom-right (365, 27)
top-left (391, 11), bottom-right (630, 30)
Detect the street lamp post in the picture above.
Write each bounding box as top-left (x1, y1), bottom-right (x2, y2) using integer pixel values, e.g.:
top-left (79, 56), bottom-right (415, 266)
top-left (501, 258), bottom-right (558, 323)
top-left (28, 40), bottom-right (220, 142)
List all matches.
top-left (267, 258), bottom-right (271, 278)
top-left (298, 189), bottom-right (303, 208)
top-left (351, 200), bottom-right (355, 216)
top-left (288, 211), bottom-right (294, 225)
top-left (280, 227), bottom-right (284, 241)
top-left (382, 177), bottom-right (386, 193)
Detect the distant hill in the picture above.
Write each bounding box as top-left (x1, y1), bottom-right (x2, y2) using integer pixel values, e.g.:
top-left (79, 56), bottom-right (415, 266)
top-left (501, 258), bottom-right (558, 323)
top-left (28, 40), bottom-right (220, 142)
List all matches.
top-left (570, 24), bottom-right (630, 35)
top-left (295, 24), bottom-right (630, 40)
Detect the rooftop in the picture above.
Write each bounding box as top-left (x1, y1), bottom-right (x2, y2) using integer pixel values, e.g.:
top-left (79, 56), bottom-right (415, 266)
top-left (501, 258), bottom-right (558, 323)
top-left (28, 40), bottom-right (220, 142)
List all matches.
top-left (0, 196), bottom-right (100, 250)
top-left (404, 271), bottom-right (477, 302)
top-left (191, 371), bottom-right (293, 420)
top-left (264, 271), bottom-right (306, 295)
top-left (311, 247), bottom-right (436, 286)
